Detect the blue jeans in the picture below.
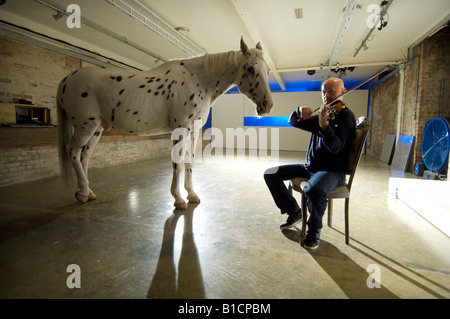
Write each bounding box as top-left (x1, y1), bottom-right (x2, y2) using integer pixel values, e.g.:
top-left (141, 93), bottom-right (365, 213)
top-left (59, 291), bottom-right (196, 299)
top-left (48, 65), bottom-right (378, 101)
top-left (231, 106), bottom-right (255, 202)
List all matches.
top-left (264, 164), bottom-right (346, 230)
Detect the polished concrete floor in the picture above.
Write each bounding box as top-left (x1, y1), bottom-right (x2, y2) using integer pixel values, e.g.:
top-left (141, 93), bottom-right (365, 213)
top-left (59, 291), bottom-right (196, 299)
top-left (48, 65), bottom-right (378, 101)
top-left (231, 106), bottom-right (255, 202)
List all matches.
top-left (1, 151), bottom-right (449, 299)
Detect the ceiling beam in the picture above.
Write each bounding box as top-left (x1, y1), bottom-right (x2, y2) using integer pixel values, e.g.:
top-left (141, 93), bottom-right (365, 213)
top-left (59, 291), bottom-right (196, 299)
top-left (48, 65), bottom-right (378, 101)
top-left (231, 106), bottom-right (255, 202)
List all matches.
top-left (322, 0), bottom-right (359, 80)
top-left (277, 61), bottom-right (402, 73)
top-left (230, 0), bottom-right (286, 91)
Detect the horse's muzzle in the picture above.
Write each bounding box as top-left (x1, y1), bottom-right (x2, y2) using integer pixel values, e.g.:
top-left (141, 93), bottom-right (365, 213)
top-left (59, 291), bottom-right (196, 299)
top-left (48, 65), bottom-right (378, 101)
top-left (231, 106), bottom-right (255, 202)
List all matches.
top-left (257, 100), bottom-right (273, 115)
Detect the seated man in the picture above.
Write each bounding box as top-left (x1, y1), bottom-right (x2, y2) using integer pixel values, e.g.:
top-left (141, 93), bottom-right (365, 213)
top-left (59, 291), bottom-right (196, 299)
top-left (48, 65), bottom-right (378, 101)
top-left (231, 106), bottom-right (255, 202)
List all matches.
top-left (264, 78), bottom-right (356, 249)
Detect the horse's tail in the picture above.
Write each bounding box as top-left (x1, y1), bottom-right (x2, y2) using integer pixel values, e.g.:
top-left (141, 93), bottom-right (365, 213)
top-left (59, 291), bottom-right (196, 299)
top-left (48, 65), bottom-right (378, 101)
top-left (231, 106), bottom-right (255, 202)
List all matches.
top-left (57, 87), bottom-right (73, 186)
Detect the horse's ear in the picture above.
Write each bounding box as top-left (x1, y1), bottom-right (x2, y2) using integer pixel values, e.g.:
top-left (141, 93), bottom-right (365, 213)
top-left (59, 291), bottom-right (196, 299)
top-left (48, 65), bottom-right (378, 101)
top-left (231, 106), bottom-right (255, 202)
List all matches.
top-left (256, 42), bottom-right (262, 51)
top-left (240, 37), bottom-right (249, 55)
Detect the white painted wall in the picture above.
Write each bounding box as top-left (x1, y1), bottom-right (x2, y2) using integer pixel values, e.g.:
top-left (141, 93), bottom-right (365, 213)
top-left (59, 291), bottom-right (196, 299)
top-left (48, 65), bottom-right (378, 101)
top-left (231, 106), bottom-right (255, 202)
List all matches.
top-left (211, 89), bottom-right (369, 151)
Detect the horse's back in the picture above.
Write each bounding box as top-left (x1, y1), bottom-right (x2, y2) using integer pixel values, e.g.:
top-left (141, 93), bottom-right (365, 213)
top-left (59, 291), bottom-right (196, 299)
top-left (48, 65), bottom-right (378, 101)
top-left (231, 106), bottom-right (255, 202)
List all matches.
top-left (58, 66), bottom-right (182, 135)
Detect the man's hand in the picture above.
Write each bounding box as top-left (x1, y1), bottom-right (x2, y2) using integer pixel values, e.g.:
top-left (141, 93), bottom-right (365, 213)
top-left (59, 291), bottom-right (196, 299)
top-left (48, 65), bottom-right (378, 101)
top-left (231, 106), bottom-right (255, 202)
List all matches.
top-left (318, 104), bottom-right (329, 131)
top-left (298, 106), bottom-right (313, 120)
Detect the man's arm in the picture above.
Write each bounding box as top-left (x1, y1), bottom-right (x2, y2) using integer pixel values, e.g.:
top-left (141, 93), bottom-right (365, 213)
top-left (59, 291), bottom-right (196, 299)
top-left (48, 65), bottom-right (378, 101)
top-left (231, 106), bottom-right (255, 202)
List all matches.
top-left (289, 106), bottom-right (320, 132)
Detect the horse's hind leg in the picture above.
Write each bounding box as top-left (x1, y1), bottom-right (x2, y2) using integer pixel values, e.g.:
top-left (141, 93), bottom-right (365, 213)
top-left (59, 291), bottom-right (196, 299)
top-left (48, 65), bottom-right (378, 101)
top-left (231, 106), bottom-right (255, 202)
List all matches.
top-left (66, 128), bottom-right (97, 203)
top-left (80, 124), bottom-right (104, 201)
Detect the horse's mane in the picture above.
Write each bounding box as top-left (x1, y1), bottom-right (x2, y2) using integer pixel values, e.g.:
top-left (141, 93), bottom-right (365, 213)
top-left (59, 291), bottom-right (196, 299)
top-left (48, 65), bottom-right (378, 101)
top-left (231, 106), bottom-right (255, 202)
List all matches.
top-left (182, 48), bottom-right (263, 79)
top-left (200, 50), bottom-right (243, 79)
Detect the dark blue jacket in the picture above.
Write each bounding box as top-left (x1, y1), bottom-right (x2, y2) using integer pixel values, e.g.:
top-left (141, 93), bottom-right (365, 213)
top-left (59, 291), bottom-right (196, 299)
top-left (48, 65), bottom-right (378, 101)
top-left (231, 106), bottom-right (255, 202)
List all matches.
top-left (289, 106), bottom-right (356, 173)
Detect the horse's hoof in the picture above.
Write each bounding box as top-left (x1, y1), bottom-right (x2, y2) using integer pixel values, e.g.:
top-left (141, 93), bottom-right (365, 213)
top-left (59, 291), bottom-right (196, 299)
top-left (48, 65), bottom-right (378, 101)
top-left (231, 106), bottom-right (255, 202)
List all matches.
top-left (75, 192), bottom-right (89, 204)
top-left (88, 192), bottom-right (97, 201)
top-left (174, 201), bottom-right (188, 210)
top-left (187, 195), bottom-right (200, 203)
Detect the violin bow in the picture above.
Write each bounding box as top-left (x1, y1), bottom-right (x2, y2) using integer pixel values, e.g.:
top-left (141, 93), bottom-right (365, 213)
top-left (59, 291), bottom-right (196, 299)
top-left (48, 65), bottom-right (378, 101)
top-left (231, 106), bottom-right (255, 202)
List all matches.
top-left (312, 65), bottom-right (392, 113)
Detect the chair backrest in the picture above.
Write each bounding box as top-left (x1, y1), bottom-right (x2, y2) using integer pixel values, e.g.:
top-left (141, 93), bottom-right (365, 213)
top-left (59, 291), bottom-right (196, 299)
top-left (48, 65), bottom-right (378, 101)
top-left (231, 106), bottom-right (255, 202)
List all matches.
top-left (346, 119), bottom-right (370, 188)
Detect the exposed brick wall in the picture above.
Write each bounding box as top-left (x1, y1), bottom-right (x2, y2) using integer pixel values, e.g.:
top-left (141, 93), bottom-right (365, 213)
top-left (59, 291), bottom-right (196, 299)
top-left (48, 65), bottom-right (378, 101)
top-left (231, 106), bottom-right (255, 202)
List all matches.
top-left (416, 28), bottom-right (450, 166)
top-left (368, 74), bottom-right (399, 158)
top-left (0, 35), bottom-right (172, 186)
top-left (0, 36), bottom-right (80, 125)
top-left (0, 139), bottom-right (172, 187)
top-left (367, 26), bottom-right (450, 172)
top-left (0, 145), bottom-right (59, 186)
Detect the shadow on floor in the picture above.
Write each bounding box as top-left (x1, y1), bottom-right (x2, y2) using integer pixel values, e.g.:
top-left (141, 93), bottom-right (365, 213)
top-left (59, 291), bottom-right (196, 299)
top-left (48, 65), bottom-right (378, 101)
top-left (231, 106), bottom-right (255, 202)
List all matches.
top-left (330, 229), bottom-right (449, 299)
top-left (147, 203), bottom-right (205, 299)
top-left (282, 228), bottom-right (399, 299)
top-left (0, 202), bottom-right (81, 244)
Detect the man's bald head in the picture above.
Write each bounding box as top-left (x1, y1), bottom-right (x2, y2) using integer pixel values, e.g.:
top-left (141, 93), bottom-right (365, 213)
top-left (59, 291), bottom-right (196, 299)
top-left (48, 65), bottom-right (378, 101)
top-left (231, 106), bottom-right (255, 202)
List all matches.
top-left (322, 78), bottom-right (346, 104)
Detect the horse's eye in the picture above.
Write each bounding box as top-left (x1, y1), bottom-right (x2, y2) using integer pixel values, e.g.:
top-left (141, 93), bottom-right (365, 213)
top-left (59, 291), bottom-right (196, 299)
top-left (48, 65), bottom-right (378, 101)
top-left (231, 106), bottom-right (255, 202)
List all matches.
top-left (248, 67), bottom-right (254, 74)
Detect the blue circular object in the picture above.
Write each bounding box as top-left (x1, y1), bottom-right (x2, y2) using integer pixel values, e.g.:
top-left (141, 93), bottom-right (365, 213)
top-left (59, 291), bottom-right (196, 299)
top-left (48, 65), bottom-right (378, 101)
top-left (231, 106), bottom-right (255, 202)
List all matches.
top-left (422, 117), bottom-right (450, 172)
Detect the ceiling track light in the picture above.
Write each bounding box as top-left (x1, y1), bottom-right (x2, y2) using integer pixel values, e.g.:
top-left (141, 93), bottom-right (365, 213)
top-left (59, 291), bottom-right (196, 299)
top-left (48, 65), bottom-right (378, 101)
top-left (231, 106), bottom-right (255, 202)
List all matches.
top-left (353, 0), bottom-right (393, 57)
top-left (175, 26), bottom-right (190, 33)
top-left (52, 10), bottom-right (64, 21)
top-left (106, 0), bottom-right (205, 57)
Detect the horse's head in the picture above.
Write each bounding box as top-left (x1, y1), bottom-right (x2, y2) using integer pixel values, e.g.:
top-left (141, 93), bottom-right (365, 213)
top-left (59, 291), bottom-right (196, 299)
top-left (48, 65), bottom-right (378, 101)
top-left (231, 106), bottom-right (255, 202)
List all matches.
top-left (237, 38), bottom-right (273, 116)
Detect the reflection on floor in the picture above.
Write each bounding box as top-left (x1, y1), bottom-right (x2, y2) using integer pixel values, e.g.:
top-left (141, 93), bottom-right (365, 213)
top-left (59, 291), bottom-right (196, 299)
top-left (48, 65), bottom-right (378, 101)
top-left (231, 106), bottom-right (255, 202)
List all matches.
top-left (0, 151), bottom-right (449, 299)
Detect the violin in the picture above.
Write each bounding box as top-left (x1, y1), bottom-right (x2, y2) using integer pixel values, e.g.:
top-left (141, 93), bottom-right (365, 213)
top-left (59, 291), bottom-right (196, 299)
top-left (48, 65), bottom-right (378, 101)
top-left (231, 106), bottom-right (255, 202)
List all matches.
top-left (324, 100), bottom-right (346, 120)
top-left (307, 100), bottom-right (346, 120)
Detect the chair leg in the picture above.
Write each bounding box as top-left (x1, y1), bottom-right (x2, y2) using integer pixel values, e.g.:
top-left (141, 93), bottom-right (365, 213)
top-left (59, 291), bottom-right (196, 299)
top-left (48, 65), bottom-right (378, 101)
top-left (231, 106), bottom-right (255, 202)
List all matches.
top-left (300, 195), bottom-right (307, 246)
top-left (344, 198), bottom-right (349, 245)
top-left (327, 199), bottom-right (333, 227)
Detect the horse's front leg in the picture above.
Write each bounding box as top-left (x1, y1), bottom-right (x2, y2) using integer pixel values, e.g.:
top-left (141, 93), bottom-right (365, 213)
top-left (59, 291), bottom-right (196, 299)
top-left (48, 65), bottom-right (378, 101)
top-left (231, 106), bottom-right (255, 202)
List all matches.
top-left (185, 129), bottom-right (200, 204)
top-left (171, 138), bottom-right (188, 210)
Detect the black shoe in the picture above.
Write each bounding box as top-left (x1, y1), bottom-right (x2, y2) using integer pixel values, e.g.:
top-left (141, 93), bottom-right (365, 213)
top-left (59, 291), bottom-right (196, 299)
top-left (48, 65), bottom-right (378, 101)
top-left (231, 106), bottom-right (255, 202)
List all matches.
top-left (280, 210), bottom-right (302, 230)
top-left (304, 229), bottom-right (321, 250)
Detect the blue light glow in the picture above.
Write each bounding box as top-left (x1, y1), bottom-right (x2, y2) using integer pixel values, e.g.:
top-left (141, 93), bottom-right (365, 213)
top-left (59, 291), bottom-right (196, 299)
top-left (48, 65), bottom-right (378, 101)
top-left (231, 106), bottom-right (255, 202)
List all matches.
top-left (244, 116), bottom-right (291, 127)
top-left (226, 80), bottom-right (371, 93)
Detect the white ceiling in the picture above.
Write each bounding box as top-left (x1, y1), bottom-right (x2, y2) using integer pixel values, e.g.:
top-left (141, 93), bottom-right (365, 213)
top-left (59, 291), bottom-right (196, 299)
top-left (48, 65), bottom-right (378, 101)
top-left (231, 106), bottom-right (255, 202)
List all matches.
top-left (1, 0), bottom-right (449, 91)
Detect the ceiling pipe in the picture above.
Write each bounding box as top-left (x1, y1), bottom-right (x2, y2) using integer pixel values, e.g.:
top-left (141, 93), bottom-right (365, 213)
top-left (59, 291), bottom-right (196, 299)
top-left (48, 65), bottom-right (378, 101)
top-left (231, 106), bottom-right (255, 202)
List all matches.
top-left (0, 20), bottom-right (141, 71)
top-left (106, 0), bottom-right (205, 57)
top-left (322, 0), bottom-right (359, 80)
top-left (354, 0), bottom-right (394, 57)
top-left (33, 0), bottom-right (167, 64)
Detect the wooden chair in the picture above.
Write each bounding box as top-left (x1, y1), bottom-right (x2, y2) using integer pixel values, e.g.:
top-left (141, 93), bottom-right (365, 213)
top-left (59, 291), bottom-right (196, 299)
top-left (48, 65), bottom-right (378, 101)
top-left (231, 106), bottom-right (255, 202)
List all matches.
top-left (289, 118), bottom-right (369, 246)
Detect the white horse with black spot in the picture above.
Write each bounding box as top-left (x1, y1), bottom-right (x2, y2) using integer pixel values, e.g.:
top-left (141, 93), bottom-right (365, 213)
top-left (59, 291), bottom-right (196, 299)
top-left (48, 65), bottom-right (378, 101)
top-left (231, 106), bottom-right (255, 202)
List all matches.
top-left (57, 38), bottom-right (273, 209)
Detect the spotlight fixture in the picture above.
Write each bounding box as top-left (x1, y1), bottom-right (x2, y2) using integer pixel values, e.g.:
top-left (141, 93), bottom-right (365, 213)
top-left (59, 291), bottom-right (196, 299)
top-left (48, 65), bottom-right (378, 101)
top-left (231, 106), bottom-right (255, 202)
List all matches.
top-left (377, 0), bottom-right (389, 31)
top-left (331, 67), bottom-right (351, 76)
top-left (175, 26), bottom-right (190, 33)
top-left (307, 70), bottom-right (315, 76)
top-left (53, 11), bottom-right (64, 21)
top-left (377, 19), bottom-right (388, 31)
